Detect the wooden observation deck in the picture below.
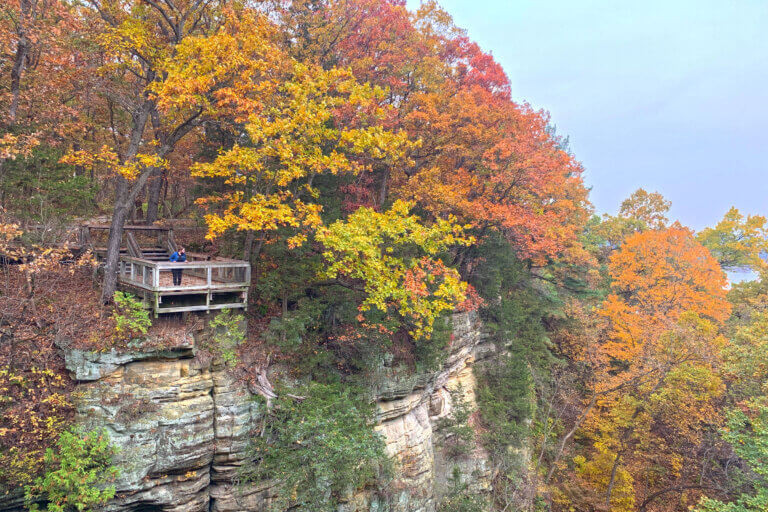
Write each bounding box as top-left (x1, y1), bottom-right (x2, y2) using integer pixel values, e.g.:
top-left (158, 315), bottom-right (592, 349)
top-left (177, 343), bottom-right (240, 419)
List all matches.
top-left (81, 224), bottom-right (251, 316)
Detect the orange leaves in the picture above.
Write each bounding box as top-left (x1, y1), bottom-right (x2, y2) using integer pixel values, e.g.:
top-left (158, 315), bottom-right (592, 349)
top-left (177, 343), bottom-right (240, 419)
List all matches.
top-left (265, 0), bottom-right (591, 265)
top-left (607, 225), bottom-right (730, 325)
top-left (598, 225), bottom-right (730, 379)
top-left (0, 0), bottom-right (87, 133)
top-left (573, 226), bottom-right (732, 510)
top-left (394, 72), bottom-right (590, 265)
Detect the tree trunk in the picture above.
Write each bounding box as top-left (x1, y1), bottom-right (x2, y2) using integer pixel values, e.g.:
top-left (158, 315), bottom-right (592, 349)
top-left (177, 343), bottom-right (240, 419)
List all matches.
top-left (101, 101), bottom-right (152, 302)
top-left (100, 101), bottom-right (199, 301)
top-left (378, 168), bottom-right (389, 208)
top-left (101, 188), bottom-right (131, 303)
top-left (9, 27), bottom-right (29, 123)
top-left (243, 230), bottom-right (255, 261)
top-left (605, 452), bottom-right (622, 508)
top-left (145, 168), bottom-right (163, 223)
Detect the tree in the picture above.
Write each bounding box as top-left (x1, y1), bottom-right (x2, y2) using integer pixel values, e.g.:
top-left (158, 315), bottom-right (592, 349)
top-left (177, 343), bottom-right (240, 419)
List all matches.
top-left (316, 200), bottom-right (473, 340)
top-left (0, 0), bottom-right (83, 128)
top-left (563, 226), bottom-right (731, 511)
top-left (24, 429), bottom-right (117, 512)
top-left (618, 188), bottom-right (671, 229)
top-left (0, 0), bottom-right (88, 209)
top-left (260, 0), bottom-right (591, 265)
top-left (695, 402), bottom-right (768, 512)
top-left (190, 61), bottom-right (412, 259)
top-left (697, 207), bottom-right (768, 272)
top-left (64, 3), bottom-right (333, 301)
top-left (600, 224), bottom-right (730, 364)
top-left (243, 382), bottom-right (388, 512)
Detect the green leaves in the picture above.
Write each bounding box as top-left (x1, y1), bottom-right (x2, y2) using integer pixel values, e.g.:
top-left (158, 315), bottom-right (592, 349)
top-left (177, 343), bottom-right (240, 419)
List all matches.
top-left (243, 382), bottom-right (388, 512)
top-left (696, 403), bottom-right (768, 512)
top-left (24, 429), bottom-right (118, 512)
top-left (112, 291), bottom-right (151, 339)
top-left (207, 309), bottom-right (246, 367)
top-left (697, 207), bottom-right (768, 272)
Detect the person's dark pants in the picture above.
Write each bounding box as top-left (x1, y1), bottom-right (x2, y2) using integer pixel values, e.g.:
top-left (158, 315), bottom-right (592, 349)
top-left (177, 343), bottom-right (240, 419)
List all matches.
top-left (172, 268), bottom-right (183, 286)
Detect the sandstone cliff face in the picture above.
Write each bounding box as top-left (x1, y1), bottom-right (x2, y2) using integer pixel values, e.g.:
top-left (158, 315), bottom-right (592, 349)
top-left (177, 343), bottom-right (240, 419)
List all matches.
top-left (368, 312), bottom-right (495, 512)
top-left (35, 312), bottom-right (497, 512)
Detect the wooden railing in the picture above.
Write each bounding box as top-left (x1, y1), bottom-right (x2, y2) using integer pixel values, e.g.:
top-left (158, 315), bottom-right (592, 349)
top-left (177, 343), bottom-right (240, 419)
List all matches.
top-left (117, 255), bottom-right (251, 315)
top-left (117, 256), bottom-right (251, 292)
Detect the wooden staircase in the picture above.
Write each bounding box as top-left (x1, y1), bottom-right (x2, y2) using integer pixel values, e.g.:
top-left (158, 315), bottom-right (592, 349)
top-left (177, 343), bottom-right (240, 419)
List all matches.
top-left (141, 247), bottom-right (171, 261)
top-left (83, 224), bottom-right (177, 263)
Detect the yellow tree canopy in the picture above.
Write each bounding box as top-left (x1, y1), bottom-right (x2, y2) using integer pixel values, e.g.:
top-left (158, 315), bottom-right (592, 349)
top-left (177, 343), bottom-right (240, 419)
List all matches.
top-left (316, 200), bottom-right (473, 339)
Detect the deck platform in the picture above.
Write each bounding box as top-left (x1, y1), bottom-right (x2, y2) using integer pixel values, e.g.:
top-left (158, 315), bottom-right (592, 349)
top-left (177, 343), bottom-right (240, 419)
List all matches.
top-left (117, 256), bottom-right (251, 316)
top-left (80, 224), bottom-right (251, 315)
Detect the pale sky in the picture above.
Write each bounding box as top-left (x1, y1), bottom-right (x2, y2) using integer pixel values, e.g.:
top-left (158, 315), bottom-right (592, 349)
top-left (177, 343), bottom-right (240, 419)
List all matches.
top-left (406, 0), bottom-right (768, 231)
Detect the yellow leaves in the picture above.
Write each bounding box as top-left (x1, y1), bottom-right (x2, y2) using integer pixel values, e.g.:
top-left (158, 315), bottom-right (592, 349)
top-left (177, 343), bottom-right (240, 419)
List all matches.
top-left (0, 219), bottom-right (23, 256)
top-left (573, 443), bottom-right (636, 512)
top-left (579, 227), bottom-right (732, 506)
top-left (316, 201), bottom-right (473, 339)
top-left (99, 14), bottom-right (162, 74)
top-left (60, 146), bottom-right (166, 181)
top-left (286, 234), bottom-right (307, 249)
top-left (0, 132), bottom-right (40, 161)
top-left (193, 57), bottom-right (415, 244)
top-left (0, 364), bottom-right (73, 489)
top-left (60, 145), bottom-right (118, 170)
top-left (117, 153), bottom-right (168, 180)
top-left (151, 9), bottom-right (281, 118)
top-left (200, 191), bottom-right (322, 242)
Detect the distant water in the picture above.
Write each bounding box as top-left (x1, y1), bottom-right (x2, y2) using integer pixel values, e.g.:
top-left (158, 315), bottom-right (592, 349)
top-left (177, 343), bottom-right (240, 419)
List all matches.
top-left (727, 270), bottom-right (758, 285)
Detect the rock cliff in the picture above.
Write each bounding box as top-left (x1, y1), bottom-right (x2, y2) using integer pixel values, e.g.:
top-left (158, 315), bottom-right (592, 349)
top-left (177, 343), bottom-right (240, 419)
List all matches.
top-left (17, 312), bottom-right (499, 512)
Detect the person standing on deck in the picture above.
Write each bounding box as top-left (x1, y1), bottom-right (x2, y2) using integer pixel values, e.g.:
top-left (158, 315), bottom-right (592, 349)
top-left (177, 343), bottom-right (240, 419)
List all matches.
top-left (170, 247), bottom-right (186, 286)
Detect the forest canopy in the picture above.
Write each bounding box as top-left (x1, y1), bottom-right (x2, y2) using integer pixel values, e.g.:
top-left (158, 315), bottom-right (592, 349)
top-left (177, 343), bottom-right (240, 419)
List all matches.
top-left (1, 1), bottom-right (767, 511)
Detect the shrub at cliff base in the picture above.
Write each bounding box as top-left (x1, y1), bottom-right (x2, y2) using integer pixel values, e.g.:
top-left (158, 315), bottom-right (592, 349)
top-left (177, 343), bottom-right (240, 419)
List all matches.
top-left (24, 428), bottom-right (118, 512)
top-left (243, 382), bottom-right (389, 511)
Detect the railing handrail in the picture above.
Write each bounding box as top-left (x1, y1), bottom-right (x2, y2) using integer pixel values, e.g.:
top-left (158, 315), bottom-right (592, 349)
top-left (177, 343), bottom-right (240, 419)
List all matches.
top-left (184, 251), bottom-right (244, 263)
top-left (85, 224), bottom-right (172, 231)
top-left (119, 255), bottom-right (250, 270)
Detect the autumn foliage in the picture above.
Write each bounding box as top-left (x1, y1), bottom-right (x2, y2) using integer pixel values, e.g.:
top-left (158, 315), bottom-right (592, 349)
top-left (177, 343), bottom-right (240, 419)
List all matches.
top-left (600, 225), bottom-right (730, 364)
top-left (2, 1), bottom-right (766, 511)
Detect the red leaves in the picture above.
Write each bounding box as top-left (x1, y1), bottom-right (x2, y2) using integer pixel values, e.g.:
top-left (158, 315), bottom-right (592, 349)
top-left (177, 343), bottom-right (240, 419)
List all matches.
top-left (267, 0), bottom-right (590, 265)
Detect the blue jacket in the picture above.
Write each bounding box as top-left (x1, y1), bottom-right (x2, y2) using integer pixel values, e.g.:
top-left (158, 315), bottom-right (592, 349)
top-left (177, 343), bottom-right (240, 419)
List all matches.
top-left (169, 251), bottom-right (187, 262)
